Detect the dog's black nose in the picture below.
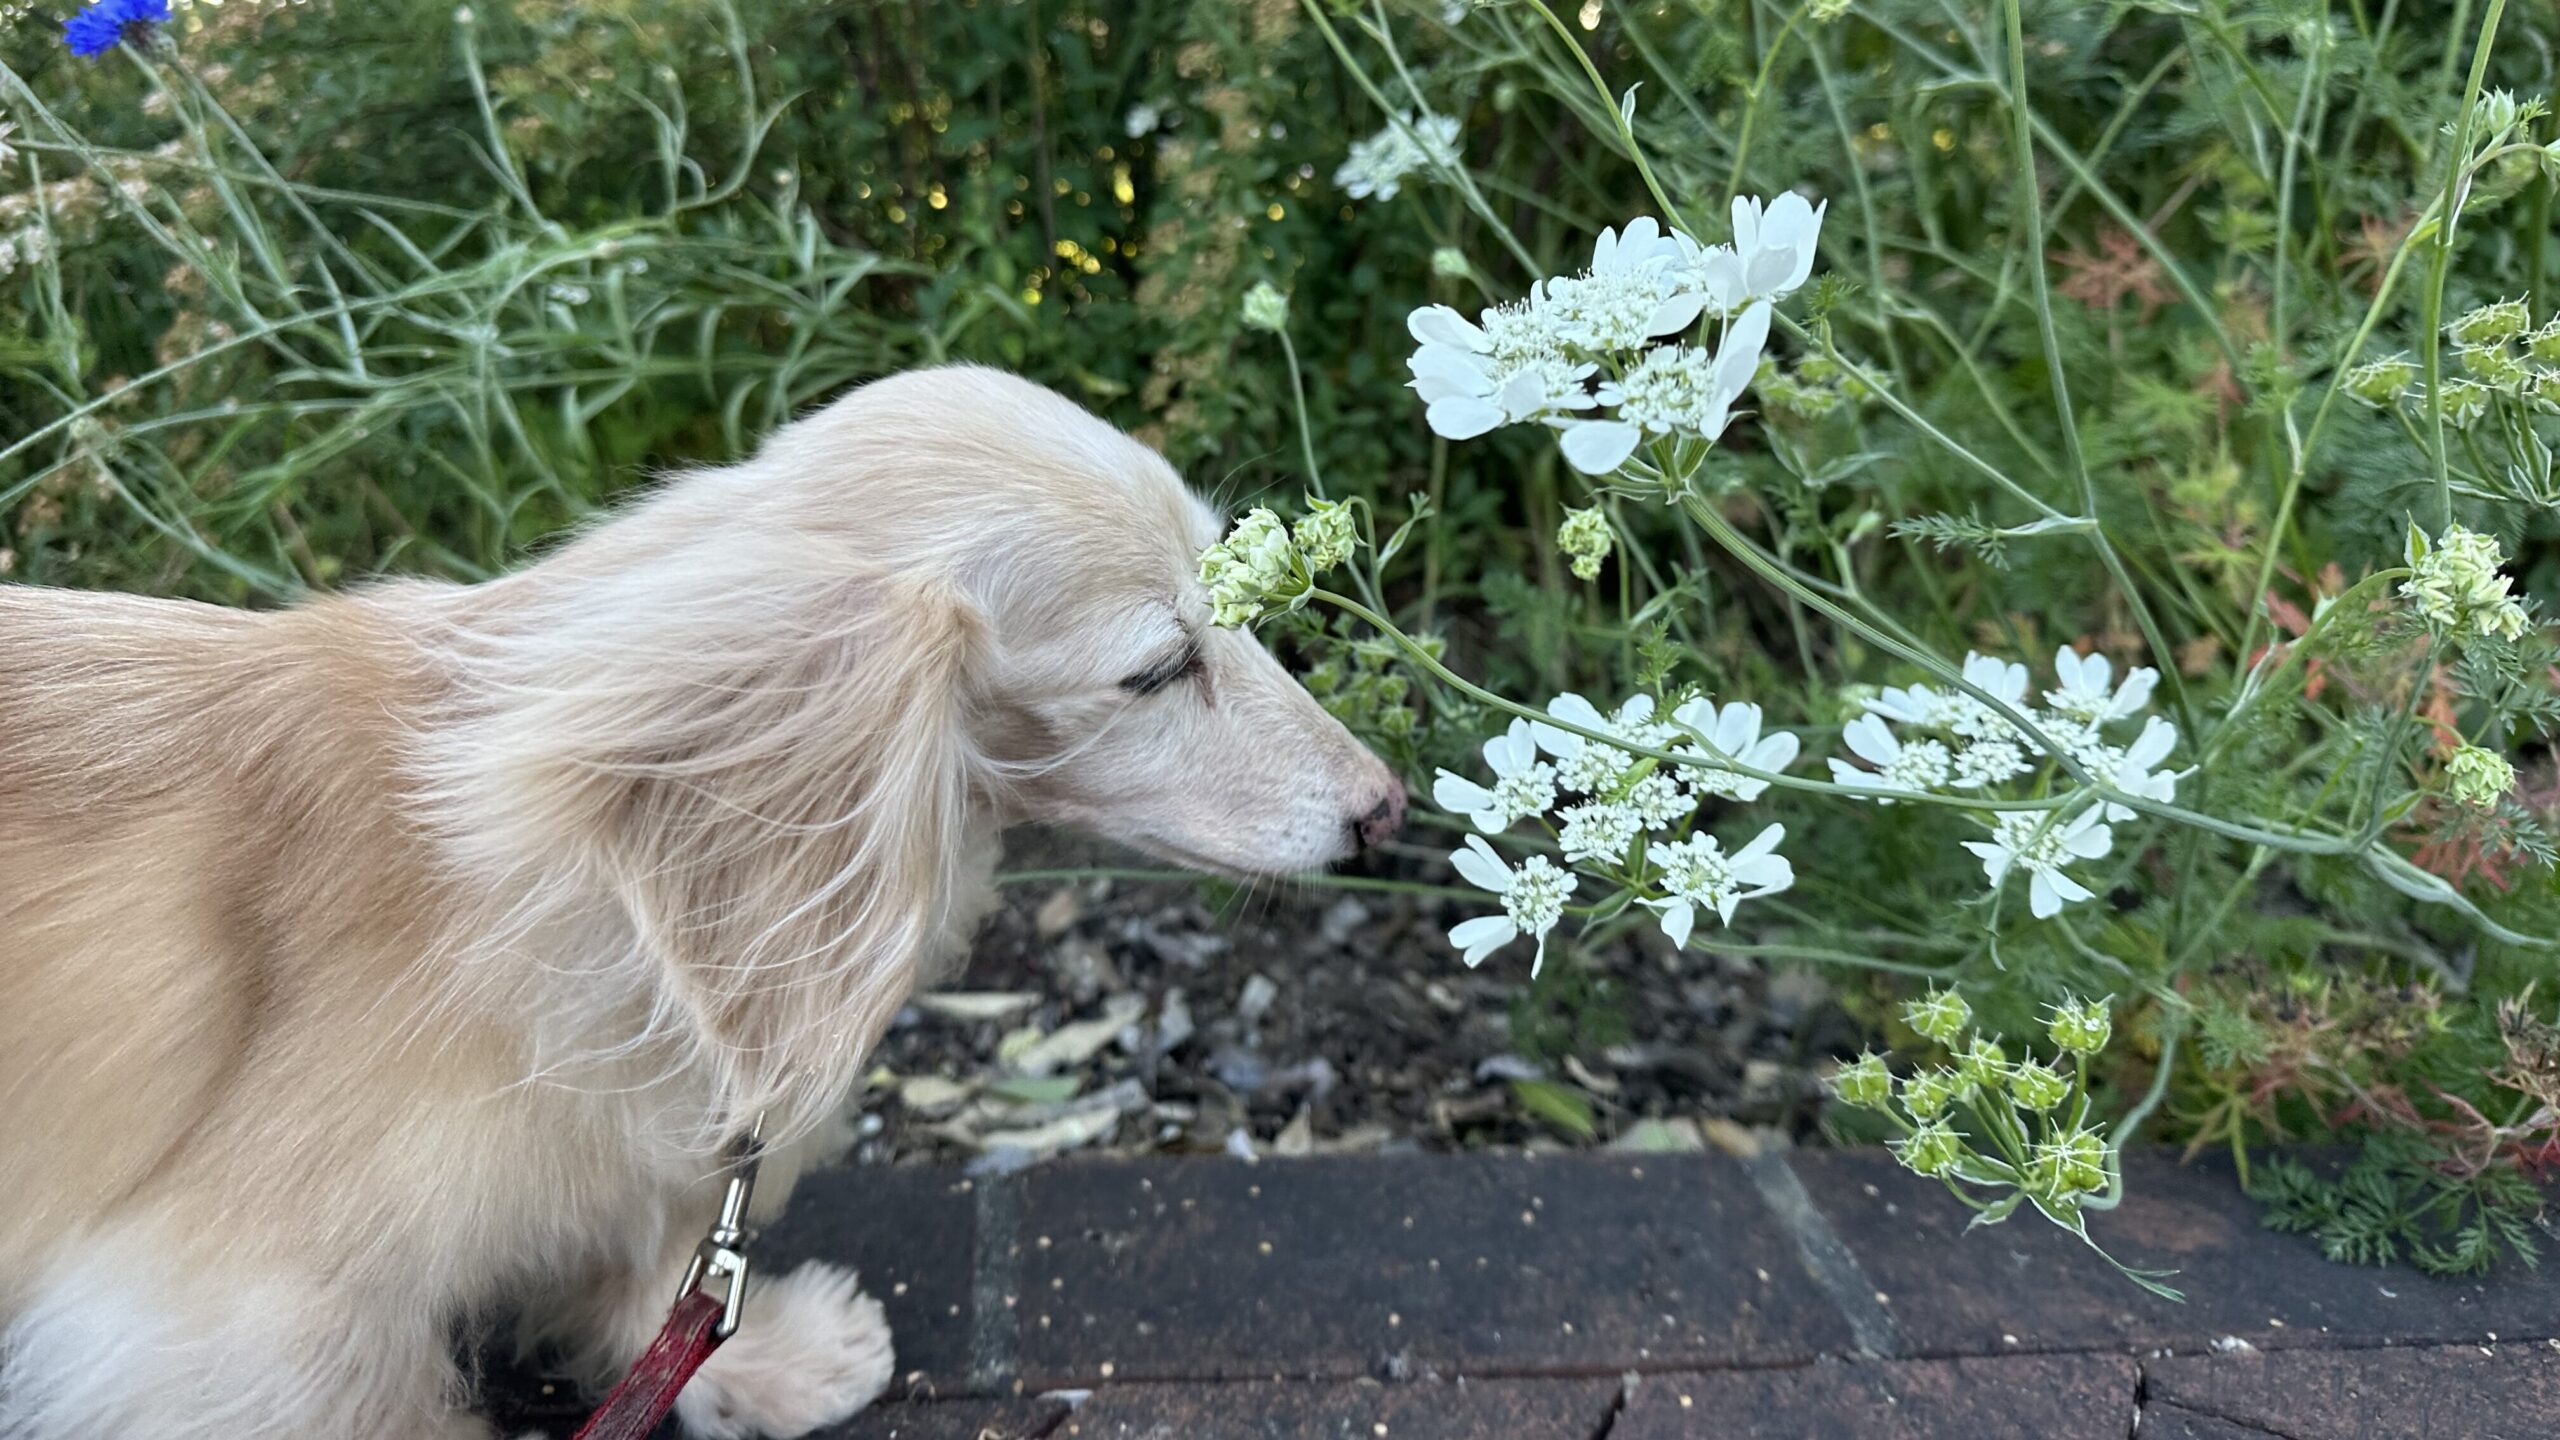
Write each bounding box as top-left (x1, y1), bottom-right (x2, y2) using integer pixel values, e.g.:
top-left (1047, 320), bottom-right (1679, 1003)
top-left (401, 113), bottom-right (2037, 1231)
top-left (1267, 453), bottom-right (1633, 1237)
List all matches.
top-left (1352, 790), bottom-right (1406, 850)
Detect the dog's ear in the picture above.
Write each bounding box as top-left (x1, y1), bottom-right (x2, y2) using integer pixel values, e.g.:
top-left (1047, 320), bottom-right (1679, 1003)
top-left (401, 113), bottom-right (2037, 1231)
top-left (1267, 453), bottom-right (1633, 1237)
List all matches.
top-left (587, 574), bottom-right (982, 1143)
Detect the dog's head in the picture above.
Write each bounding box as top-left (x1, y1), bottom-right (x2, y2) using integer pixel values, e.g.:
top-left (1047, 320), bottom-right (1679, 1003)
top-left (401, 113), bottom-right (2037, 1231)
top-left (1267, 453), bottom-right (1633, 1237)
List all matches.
top-left (746, 364), bottom-right (1405, 876)
top-left (443, 366), bottom-right (1402, 1137)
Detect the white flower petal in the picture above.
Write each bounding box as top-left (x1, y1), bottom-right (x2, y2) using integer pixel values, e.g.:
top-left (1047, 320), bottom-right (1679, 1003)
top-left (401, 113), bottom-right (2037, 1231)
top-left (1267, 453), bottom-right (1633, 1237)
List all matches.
top-left (1425, 395), bottom-right (1508, 440)
top-left (1407, 303), bottom-right (1488, 351)
top-left (2064, 819), bottom-right (2116, 860)
top-left (1962, 839), bottom-right (2009, 882)
top-left (1432, 771), bottom-right (1494, 815)
top-left (1842, 714), bottom-right (1900, 766)
top-left (1449, 914), bottom-right (1518, 966)
top-left (1481, 720), bottom-right (1529, 775)
top-left (1655, 899), bottom-right (1696, 950)
top-left (1450, 835), bottom-right (1512, 893)
top-left (1558, 418), bottom-right (1643, 475)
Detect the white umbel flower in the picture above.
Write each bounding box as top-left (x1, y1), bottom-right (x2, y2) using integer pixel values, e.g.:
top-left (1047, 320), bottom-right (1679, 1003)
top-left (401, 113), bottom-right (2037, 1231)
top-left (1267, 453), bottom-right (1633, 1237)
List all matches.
top-left (1558, 799), bottom-right (1645, 865)
top-left (1335, 112), bottom-right (1462, 201)
top-left (1643, 823), bottom-right (1793, 948)
top-left (1963, 808), bottom-right (2115, 919)
top-left (1950, 737), bottom-right (2031, 790)
top-left (1406, 298), bottom-right (1596, 440)
top-left (1432, 718), bottom-right (1558, 833)
top-left (1447, 835), bottom-right (1578, 974)
top-left (1532, 693), bottom-right (1669, 793)
top-left (1625, 771), bottom-right (1696, 828)
top-left (1560, 300), bottom-right (1772, 475)
top-left (1536, 217), bottom-right (1707, 353)
top-left (1670, 696), bottom-right (1799, 802)
top-left (1830, 715), bottom-right (1952, 800)
top-left (2043, 647), bottom-right (2159, 725)
top-left (1728, 191), bottom-right (1827, 302)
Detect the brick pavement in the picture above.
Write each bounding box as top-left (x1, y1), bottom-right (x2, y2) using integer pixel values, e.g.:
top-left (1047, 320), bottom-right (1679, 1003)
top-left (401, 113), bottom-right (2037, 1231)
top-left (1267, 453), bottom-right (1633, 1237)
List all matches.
top-left (486, 1149), bottom-right (2559, 1439)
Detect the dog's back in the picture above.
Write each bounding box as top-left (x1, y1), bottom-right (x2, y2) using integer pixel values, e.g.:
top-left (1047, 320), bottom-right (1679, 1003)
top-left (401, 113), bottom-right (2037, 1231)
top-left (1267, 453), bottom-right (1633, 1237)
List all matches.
top-left (0, 585), bottom-right (440, 1310)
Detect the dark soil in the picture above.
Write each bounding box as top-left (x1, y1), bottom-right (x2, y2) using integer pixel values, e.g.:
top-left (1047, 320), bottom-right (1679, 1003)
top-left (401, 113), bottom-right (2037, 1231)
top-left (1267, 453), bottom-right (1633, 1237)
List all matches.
top-left (850, 829), bottom-right (1867, 1169)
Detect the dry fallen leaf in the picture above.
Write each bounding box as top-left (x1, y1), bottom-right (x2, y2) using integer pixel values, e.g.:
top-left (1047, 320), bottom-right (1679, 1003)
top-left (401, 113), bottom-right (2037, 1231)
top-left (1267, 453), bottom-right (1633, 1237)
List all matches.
top-left (912, 991), bottom-right (1042, 1024)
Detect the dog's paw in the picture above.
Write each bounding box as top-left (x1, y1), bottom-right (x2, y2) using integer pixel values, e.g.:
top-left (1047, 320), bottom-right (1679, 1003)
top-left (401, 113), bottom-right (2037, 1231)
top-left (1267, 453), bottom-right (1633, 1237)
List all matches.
top-left (675, 1262), bottom-right (895, 1440)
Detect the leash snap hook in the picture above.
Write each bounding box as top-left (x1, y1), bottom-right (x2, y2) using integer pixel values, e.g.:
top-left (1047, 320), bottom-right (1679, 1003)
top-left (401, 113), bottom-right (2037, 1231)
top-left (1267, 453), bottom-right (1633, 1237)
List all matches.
top-left (675, 1113), bottom-right (765, 1340)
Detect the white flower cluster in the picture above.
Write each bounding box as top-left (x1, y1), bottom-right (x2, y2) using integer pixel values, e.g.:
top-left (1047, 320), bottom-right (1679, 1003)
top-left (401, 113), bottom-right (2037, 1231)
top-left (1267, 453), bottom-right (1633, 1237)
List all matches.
top-left (1404, 194), bottom-right (1826, 475)
top-left (1831, 648), bottom-right (2185, 919)
top-left (1333, 112), bottom-right (1463, 202)
top-left (1433, 692), bottom-right (1799, 971)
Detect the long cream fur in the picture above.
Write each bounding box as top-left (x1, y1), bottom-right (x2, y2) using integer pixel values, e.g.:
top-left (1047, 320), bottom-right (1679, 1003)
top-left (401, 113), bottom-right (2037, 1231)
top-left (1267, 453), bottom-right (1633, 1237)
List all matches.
top-left (0, 365), bottom-right (1400, 1439)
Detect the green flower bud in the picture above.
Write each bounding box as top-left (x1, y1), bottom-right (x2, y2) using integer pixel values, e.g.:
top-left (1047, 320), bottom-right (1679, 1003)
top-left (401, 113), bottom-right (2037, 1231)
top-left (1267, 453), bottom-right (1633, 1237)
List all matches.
top-left (1899, 1067), bottom-right (1961, 1120)
top-left (2341, 353), bottom-right (2416, 408)
top-left (1557, 505), bottom-right (1614, 582)
top-left (1829, 1051), bottom-right (1894, 1110)
top-left (2445, 745), bottom-right (2518, 809)
top-left (2529, 368), bottom-right (2560, 411)
top-left (2449, 297), bottom-right (2531, 347)
top-left (1955, 1035), bottom-right (2008, 1088)
top-left (2440, 378), bottom-right (2492, 428)
top-left (2526, 317), bottom-right (2560, 363)
top-left (2459, 344), bottom-right (2527, 390)
top-left (1240, 281), bottom-right (1289, 334)
top-left (2008, 1057), bottom-right (2071, 1112)
top-left (1293, 498), bottom-right (1359, 572)
top-left (1904, 987), bottom-right (1972, 1045)
top-left (2046, 997), bottom-right (2113, 1056)
top-left (1895, 1118), bottom-right (1963, 1178)
top-left (2028, 1125), bottom-right (2109, 1196)
top-left (1429, 246), bottom-right (1471, 279)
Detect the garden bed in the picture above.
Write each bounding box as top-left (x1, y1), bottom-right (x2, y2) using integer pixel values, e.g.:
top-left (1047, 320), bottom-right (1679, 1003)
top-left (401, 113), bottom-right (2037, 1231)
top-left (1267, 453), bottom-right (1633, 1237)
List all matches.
top-left (850, 832), bottom-right (1861, 1170)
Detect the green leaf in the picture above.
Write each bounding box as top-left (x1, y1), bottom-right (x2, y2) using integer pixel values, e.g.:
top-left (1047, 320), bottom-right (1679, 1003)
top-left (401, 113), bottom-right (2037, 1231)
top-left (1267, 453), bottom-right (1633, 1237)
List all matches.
top-left (1509, 1079), bottom-right (1598, 1140)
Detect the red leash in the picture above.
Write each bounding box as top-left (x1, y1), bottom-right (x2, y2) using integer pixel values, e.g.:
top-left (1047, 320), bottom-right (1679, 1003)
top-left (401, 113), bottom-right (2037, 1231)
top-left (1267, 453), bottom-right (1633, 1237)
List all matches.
top-left (572, 1117), bottom-right (767, 1440)
top-left (569, 1290), bottom-right (727, 1440)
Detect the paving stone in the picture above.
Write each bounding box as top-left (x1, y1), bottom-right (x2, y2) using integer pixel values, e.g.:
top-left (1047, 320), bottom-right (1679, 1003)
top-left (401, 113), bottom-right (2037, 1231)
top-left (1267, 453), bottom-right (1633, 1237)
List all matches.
top-left (2137, 1405), bottom-right (2276, 1440)
top-left (478, 1163), bottom-right (985, 1431)
top-left (1011, 1153), bottom-right (1855, 1386)
top-left (1786, 1149), bottom-right (2554, 1356)
top-left (2145, 1343), bottom-right (2560, 1439)
top-left (1612, 1354), bottom-right (2138, 1439)
top-left (1051, 1377), bottom-right (1615, 1439)
top-left (760, 1162), bottom-right (986, 1395)
top-left (823, 1397), bottom-right (1069, 1439)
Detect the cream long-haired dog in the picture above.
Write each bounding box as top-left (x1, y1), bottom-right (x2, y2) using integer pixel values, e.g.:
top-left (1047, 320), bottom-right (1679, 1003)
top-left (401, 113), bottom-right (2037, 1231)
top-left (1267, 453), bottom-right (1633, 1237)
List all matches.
top-left (0, 365), bottom-right (1404, 1439)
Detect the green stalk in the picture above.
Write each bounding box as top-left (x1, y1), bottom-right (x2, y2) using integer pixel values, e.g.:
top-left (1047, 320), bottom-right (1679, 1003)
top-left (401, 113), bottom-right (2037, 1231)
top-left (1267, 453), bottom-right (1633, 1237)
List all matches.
top-left (2421, 0), bottom-right (2512, 530)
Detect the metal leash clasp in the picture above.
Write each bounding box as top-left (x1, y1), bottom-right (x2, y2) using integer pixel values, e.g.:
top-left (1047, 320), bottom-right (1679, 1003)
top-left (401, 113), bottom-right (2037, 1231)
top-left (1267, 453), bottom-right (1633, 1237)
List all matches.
top-left (676, 1113), bottom-right (765, 1340)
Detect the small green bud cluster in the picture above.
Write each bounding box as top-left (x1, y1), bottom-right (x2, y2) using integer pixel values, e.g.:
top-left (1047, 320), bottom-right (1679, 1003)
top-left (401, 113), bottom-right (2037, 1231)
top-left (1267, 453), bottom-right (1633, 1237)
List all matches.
top-left (2342, 353), bottom-right (2416, 408)
top-left (1429, 246), bottom-right (1471, 279)
top-left (1199, 509), bottom-right (1301, 628)
top-left (1240, 281), bottom-right (1289, 334)
top-left (1757, 352), bottom-right (1863, 419)
top-left (2401, 523), bottom-right (2531, 643)
top-left (2448, 297), bottom-right (2531, 347)
top-left (2046, 995), bottom-right (2112, 1055)
top-left (2444, 745), bottom-right (2519, 809)
top-left (1294, 498), bottom-right (1359, 572)
top-left (1557, 505), bottom-right (1615, 581)
top-left (1825, 989), bottom-right (2123, 1224)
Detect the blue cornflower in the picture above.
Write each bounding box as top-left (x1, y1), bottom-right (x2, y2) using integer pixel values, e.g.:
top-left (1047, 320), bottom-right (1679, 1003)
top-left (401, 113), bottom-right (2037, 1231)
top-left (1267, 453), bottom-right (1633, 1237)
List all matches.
top-left (63, 0), bottom-right (172, 58)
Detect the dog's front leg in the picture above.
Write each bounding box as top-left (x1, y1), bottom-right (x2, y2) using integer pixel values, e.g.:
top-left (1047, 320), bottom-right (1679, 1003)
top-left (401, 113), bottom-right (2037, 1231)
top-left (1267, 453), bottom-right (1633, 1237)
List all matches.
top-left (532, 1208), bottom-right (896, 1440)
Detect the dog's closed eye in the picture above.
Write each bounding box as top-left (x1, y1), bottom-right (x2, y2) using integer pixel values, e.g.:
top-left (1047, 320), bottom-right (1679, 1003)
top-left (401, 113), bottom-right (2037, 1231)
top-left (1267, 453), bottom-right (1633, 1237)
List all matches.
top-left (1118, 637), bottom-right (1203, 696)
